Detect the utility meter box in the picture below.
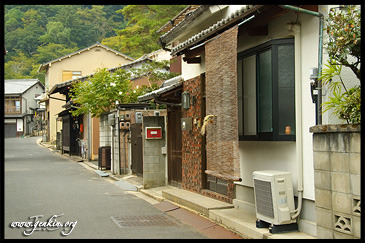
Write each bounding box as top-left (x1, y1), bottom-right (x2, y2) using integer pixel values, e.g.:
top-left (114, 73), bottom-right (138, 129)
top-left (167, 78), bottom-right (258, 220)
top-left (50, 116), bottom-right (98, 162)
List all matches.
top-left (145, 127), bottom-right (162, 139)
top-left (135, 112), bottom-right (143, 123)
top-left (181, 118), bottom-right (192, 131)
top-left (108, 113), bottom-right (115, 126)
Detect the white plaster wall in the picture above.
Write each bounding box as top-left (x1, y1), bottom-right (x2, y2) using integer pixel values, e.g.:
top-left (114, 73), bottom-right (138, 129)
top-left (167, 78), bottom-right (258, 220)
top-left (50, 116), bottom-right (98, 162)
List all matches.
top-left (236, 10), bottom-right (320, 200)
top-left (178, 6), bottom-right (344, 201)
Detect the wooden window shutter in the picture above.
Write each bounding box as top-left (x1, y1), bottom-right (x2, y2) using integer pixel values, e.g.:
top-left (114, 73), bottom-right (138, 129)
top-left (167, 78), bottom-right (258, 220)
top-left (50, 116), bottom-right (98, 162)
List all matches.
top-left (62, 71), bottom-right (73, 82)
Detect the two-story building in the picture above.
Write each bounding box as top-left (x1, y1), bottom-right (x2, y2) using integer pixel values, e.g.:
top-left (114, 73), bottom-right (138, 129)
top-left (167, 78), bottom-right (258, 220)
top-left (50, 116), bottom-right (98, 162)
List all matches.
top-left (5, 79), bottom-right (44, 138)
top-left (139, 4), bottom-right (358, 237)
top-left (38, 42), bottom-right (135, 159)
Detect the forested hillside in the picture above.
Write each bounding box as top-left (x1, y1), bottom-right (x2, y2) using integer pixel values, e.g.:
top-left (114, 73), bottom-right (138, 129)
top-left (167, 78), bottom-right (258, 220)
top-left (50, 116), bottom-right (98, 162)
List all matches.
top-left (4, 5), bottom-right (187, 84)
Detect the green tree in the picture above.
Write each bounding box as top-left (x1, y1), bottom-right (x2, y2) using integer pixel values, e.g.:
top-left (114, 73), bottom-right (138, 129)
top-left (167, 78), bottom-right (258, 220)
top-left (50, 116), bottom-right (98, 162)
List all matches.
top-left (39, 21), bottom-right (74, 46)
top-left (4, 51), bottom-right (37, 79)
top-left (69, 60), bottom-right (179, 117)
top-left (102, 5), bottom-right (187, 58)
top-left (70, 68), bottom-right (133, 117)
top-left (320, 5), bottom-right (361, 123)
top-left (76, 5), bottom-right (117, 42)
top-left (34, 43), bottom-right (78, 64)
top-left (5, 8), bottom-right (24, 32)
top-left (5, 8), bottom-right (45, 57)
top-left (324, 5), bottom-right (361, 80)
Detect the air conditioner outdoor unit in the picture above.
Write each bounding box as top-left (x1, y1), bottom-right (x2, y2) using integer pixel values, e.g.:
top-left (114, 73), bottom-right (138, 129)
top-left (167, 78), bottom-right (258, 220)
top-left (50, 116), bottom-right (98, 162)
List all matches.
top-left (253, 170), bottom-right (298, 233)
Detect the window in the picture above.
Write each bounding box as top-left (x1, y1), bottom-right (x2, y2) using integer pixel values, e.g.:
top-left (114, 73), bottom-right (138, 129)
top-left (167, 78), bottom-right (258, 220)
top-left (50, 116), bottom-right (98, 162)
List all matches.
top-left (62, 71), bottom-right (82, 82)
top-left (238, 38), bottom-right (295, 141)
top-left (5, 97), bottom-right (21, 114)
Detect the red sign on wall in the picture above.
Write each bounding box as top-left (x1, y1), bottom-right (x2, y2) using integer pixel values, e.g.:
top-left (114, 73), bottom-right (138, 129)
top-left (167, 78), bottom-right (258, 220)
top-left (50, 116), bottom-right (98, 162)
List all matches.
top-left (145, 127), bottom-right (162, 139)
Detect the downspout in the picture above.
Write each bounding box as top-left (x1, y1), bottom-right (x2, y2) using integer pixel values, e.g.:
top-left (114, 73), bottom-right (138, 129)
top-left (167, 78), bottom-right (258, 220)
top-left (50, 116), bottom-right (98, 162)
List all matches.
top-left (110, 122), bottom-right (114, 174)
top-left (281, 5), bottom-right (324, 124)
top-left (286, 23), bottom-right (303, 220)
top-left (87, 113), bottom-right (91, 161)
top-left (123, 130), bottom-right (129, 174)
top-left (281, 5), bottom-right (324, 220)
top-left (117, 111), bottom-right (121, 175)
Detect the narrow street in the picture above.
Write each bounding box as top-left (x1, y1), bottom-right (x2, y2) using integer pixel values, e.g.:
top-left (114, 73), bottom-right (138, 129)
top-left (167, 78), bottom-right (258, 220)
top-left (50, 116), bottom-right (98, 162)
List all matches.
top-left (4, 137), bottom-right (210, 239)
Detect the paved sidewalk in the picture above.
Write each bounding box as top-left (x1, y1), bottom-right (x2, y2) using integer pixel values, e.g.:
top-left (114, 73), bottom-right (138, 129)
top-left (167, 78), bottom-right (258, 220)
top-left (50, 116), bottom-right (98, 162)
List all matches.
top-left (37, 138), bottom-right (316, 239)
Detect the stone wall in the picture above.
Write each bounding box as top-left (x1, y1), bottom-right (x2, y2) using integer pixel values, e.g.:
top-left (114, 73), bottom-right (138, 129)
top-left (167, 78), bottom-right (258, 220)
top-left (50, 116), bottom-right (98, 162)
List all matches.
top-left (310, 124), bottom-right (361, 239)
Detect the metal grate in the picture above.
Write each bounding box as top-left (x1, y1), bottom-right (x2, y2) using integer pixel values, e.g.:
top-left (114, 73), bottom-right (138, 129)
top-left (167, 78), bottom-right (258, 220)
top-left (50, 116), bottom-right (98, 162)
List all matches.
top-left (111, 215), bottom-right (178, 227)
top-left (254, 179), bottom-right (274, 219)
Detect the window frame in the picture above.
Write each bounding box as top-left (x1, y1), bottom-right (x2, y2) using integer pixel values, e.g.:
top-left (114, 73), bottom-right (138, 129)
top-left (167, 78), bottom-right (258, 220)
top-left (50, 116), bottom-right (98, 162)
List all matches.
top-left (238, 38), bottom-right (295, 142)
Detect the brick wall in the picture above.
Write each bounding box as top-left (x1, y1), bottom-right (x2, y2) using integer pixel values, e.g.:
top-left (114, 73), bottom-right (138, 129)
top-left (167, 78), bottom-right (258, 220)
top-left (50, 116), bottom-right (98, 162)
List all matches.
top-left (181, 74), bottom-right (235, 203)
top-left (182, 75), bottom-right (204, 193)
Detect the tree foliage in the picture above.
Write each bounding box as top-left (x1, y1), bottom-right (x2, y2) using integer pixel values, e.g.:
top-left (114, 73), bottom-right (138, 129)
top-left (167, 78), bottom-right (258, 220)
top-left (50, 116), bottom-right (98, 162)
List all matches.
top-left (4, 5), bottom-right (125, 83)
top-left (69, 60), bottom-right (179, 118)
top-left (5, 5), bottom-right (185, 84)
top-left (324, 5), bottom-right (361, 80)
top-left (320, 5), bottom-right (361, 124)
top-left (102, 5), bottom-right (187, 58)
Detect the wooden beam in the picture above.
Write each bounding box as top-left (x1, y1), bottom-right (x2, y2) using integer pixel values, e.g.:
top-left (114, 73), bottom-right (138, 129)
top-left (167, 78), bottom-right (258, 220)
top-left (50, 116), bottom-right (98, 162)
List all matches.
top-left (183, 56), bottom-right (201, 64)
top-left (238, 6), bottom-right (289, 36)
top-left (247, 25), bottom-right (268, 36)
top-left (183, 44), bottom-right (205, 59)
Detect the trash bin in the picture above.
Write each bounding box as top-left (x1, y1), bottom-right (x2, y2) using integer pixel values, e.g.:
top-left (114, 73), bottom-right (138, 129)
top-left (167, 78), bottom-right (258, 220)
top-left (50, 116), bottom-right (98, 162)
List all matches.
top-left (98, 146), bottom-right (111, 170)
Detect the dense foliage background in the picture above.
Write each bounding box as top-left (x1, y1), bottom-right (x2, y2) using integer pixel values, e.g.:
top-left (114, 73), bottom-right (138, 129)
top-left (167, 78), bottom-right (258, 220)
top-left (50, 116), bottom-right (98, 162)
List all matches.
top-left (4, 5), bottom-right (187, 84)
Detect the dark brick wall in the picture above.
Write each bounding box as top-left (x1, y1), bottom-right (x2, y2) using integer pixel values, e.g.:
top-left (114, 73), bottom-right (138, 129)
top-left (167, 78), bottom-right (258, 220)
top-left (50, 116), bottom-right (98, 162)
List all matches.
top-left (182, 75), bottom-right (204, 193)
top-left (179, 27), bottom-right (240, 203)
top-left (181, 74), bottom-right (235, 203)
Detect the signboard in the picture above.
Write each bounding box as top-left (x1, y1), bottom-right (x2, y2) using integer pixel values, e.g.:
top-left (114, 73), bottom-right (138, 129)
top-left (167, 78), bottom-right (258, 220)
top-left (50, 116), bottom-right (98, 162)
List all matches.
top-left (145, 127), bottom-right (162, 139)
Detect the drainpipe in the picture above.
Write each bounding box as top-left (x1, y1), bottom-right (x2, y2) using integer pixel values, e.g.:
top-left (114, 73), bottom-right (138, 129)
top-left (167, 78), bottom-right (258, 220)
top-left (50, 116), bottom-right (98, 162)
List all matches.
top-left (87, 113), bottom-right (91, 161)
top-left (281, 5), bottom-right (324, 124)
top-left (123, 130), bottom-right (129, 174)
top-left (280, 5), bottom-right (324, 220)
top-left (286, 23), bottom-right (303, 220)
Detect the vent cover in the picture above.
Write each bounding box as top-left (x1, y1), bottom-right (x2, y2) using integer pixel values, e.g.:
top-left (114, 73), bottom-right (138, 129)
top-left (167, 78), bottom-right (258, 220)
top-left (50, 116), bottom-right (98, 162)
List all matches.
top-left (253, 170), bottom-right (296, 225)
top-left (254, 179), bottom-right (274, 219)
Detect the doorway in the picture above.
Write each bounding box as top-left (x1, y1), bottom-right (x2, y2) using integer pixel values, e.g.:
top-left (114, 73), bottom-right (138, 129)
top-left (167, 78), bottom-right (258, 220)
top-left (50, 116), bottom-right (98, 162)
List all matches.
top-left (167, 107), bottom-right (182, 187)
top-left (131, 123), bottom-right (143, 176)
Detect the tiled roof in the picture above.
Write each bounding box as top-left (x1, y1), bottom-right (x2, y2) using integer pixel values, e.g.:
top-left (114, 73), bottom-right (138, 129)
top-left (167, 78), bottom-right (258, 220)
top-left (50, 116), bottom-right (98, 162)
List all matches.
top-left (5, 79), bottom-right (43, 95)
top-left (48, 55), bottom-right (167, 95)
top-left (38, 42), bottom-right (135, 72)
top-left (169, 5), bottom-right (258, 56)
top-left (157, 5), bottom-right (201, 34)
top-left (137, 75), bottom-right (183, 102)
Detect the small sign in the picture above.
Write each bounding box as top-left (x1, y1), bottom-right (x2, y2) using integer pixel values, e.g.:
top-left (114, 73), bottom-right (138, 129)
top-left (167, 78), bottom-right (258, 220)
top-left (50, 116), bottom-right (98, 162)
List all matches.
top-left (145, 127), bottom-right (162, 139)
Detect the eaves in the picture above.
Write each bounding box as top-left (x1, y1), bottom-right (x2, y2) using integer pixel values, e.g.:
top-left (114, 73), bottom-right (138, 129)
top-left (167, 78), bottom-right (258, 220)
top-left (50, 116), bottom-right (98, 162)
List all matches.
top-left (48, 56), bottom-right (165, 95)
top-left (158, 5), bottom-right (210, 48)
top-left (169, 5), bottom-right (264, 56)
top-left (37, 42), bottom-right (135, 73)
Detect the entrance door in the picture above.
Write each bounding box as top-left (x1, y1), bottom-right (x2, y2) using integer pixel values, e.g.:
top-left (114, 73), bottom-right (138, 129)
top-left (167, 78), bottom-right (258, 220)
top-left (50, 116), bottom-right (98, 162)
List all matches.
top-left (131, 123), bottom-right (143, 176)
top-left (62, 114), bottom-right (70, 153)
top-left (167, 107), bottom-right (182, 186)
top-left (4, 123), bottom-right (17, 138)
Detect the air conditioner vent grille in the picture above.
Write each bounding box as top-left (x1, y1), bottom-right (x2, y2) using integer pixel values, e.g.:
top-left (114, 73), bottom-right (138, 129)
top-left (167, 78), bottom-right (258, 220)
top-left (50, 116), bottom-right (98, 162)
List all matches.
top-left (254, 179), bottom-right (274, 219)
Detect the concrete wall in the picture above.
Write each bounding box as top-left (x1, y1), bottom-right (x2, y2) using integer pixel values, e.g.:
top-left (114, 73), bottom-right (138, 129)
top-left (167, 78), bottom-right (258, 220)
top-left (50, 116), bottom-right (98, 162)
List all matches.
top-left (311, 124), bottom-right (361, 239)
top-left (142, 116), bottom-right (166, 189)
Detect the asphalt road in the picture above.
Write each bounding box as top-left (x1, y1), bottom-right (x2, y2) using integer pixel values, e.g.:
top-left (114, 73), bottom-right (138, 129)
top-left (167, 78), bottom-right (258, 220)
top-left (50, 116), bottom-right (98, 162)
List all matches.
top-left (4, 136), bottom-right (208, 239)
